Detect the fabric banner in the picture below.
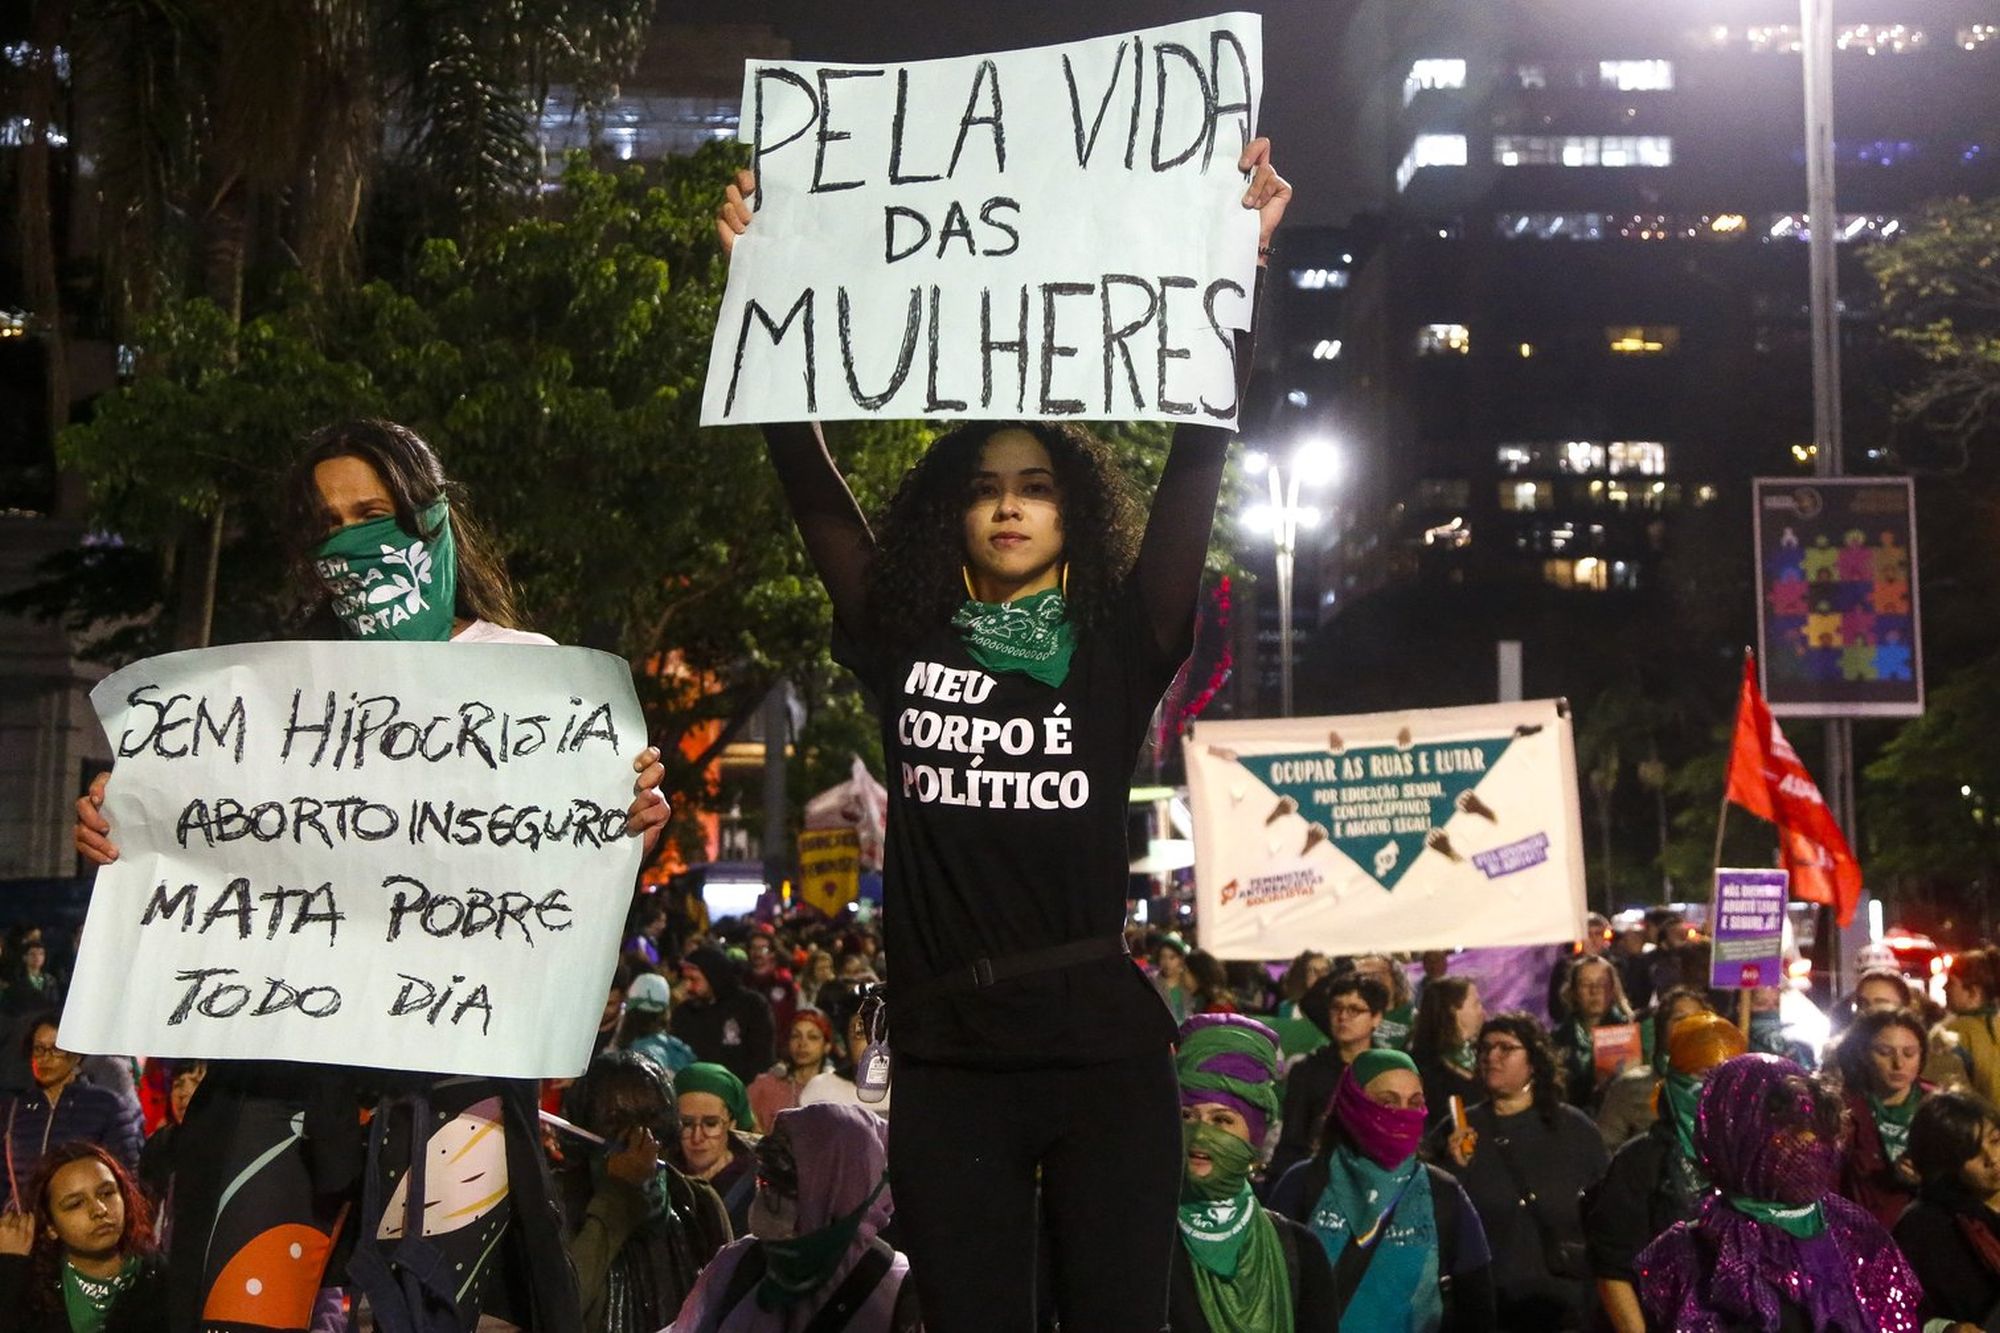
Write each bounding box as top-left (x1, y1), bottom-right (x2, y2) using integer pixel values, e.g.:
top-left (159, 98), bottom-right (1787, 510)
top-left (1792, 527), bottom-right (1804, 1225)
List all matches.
top-left (796, 828), bottom-right (862, 917)
top-left (700, 13), bottom-right (1262, 427)
top-left (1186, 700), bottom-right (1588, 960)
top-left (1754, 477), bottom-right (1922, 717)
top-left (1710, 868), bottom-right (1788, 988)
top-left (62, 643), bottom-right (645, 1078)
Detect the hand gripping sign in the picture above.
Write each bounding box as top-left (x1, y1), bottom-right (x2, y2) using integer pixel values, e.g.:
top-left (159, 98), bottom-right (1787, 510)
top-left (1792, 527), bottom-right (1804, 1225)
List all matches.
top-left (1187, 701), bottom-right (1590, 960)
top-left (701, 13), bottom-right (1263, 427)
top-left (62, 642), bottom-right (645, 1079)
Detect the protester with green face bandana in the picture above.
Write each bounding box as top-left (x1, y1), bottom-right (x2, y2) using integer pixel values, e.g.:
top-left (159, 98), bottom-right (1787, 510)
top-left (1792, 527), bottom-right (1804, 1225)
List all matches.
top-left (1169, 1015), bottom-right (1335, 1333)
top-left (1580, 1011), bottom-right (1746, 1333)
top-left (667, 1102), bottom-right (918, 1331)
top-left (1830, 1006), bottom-right (1930, 1231)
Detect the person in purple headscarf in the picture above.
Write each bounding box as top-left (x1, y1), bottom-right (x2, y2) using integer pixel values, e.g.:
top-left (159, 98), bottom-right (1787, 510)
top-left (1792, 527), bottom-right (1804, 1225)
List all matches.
top-left (1635, 1052), bottom-right (1923, 1333)
top-left (666, 1102), bottom-right (917, 1332)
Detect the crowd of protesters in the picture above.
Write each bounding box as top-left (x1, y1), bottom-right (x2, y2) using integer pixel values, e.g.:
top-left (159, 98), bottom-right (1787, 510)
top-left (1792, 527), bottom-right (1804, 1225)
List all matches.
top-left (13, 900), bottom-right (2000, 1330)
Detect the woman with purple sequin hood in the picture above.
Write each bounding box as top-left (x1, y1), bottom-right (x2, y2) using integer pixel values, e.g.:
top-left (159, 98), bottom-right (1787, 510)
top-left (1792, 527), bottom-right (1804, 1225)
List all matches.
top-left (1636, 1052), bottom-right (1922, 1332)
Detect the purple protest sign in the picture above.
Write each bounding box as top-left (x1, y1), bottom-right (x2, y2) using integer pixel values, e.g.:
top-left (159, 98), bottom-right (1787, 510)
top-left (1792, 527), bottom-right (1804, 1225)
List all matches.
top-left (1711, 868), bottom-right (1789, 989)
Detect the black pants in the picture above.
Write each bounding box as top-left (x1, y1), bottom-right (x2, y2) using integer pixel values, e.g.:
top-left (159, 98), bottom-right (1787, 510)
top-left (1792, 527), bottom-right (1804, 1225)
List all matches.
top-left (888, 1046), bottom-right (1180, 1332)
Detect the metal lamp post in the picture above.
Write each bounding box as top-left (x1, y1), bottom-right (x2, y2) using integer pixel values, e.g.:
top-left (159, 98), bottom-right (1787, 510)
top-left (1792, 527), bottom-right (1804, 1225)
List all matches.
top-left (1244, 440), bottom-right (1339, 717)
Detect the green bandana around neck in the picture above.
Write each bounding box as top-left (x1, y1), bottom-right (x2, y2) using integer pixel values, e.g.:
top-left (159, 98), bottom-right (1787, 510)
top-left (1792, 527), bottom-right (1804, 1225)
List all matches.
top-left (314, 498), bottom-right (458, 641)
top-left (1177, 1122), bottom-right (1291, 1332)
top-left (1444, 1038), bottom-right (1477, 1075)
top-left (1661, 1070), bottom-right (1710, 1197)
top-left (1726, 1195), bottom-right (1827, 1238)
top-left (63, 1256), bottom-right (140, 1333)
top-left (950, 586), bottom-right (1074, 687)
top-left (1869, 1087), bottom-right (1921, 1160)
top-left (756, 1175), bottom-right (887, 1310)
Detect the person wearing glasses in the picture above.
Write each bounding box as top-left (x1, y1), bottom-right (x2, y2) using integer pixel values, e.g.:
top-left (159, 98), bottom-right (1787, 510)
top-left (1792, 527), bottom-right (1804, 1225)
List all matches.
top-left (1434, 1013), bottom-right (1607, 1331)
top-left (1267, 975), bottom-right (1389, 1190)
top-left (3, 1016), bottom-right (143, 1213)
top-left (669, 1062), bottom-right (760, 1237)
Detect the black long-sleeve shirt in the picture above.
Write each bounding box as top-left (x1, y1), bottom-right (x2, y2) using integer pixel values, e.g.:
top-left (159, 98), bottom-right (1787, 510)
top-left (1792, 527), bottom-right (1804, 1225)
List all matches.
top-left (760, 284), bottom-right (1260, 1066)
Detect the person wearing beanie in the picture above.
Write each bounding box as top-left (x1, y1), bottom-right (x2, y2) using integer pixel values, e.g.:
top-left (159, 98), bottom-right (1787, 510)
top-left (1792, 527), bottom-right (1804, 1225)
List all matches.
top-left (672, 947), bottom-right (777, 1086)
top-left (1582, 1011), bottom-right (1748, 1333)
top-left (1636, 1054), bottom-right (1922, 1333)
top-left (667, 1063), bottom-right (760, 1238)
top-left (1431, 1012), bottom-right (1605, 1330)
top-left (1167, 1015), bottom-right (1336, 1332)
top-left (617, 972), bottom-right (698, 1079)
top-left (749, 1009), bottom-right (837, 1132)
top-left (1270, 1048), bottom-right (1492, 1331)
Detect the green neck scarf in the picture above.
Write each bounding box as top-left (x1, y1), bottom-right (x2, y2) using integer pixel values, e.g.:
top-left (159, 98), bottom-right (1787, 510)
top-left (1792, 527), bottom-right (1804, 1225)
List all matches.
top-left (1177, 1122), bottom-right (1292, 1332)
top-left (1869, 1086), bottom-right (1922, 1161)
top-left (1726, 1195), bottom-right (1827, 1238)
top-left (1661, 1070), bottom-right (1710, 1197)
top-left (63, 1256), bottom-right (140, 1333)
top-left (756, 1176), bottom-right (888, 1310)
top-left (1443, 1038), bottom-right (1477, 1075)
top-left (314, 498), bottom-right (458, 641)
top-left (950, 586), bottom-right (1074, 687)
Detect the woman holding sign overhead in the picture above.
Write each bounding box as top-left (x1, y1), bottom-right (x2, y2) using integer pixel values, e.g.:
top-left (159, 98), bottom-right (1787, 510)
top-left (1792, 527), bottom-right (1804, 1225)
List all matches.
top-left (716, 135), bottom-right (1289, 1329)
top-left (73, 419), bottom-right (671, 1333)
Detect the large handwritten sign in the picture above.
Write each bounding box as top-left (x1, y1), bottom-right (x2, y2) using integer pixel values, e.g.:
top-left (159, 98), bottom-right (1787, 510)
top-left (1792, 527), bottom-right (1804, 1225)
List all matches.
top-left (62, 643), bottom-right (644, 1078)
top-left (701, 13), bottom-right (1262, 427)
top-left (1186, 701), bottom-right (1588, 959)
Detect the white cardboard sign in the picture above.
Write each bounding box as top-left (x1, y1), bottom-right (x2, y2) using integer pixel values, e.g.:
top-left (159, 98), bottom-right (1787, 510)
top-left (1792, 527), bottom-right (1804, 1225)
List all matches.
top-left (701, 13), bottom-right (1263, 427)
top-left (62, 642), bottom-right (645, 1078)
top-left (1187, 701), bottom-right (1589, 959)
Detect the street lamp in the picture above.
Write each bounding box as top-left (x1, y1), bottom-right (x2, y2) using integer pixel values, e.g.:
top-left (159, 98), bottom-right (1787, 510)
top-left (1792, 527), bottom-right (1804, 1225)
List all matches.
top-left (1242, 438), bottom-right (1340, 716)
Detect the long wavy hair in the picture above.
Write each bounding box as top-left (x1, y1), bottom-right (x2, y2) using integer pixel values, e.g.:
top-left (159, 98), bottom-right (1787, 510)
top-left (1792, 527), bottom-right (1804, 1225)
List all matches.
top-left (1829, 1006), bottom-right (1929, 1097)
top-left (21, 1141), bottom-right (157, 1319)
top-left (1478, 1011), bottom-right (1566, 1126)
top-left (865, 420), bottom-right (1142, 657)
top-left (281, 418), bottom-right (524, 631)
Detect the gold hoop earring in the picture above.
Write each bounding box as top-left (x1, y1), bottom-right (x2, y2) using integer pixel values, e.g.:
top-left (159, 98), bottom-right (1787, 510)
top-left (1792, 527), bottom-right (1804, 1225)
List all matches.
top-left (1060, 563), bottom-right (1070, 599)
top-left (962, 565), bottom-right (978, 600)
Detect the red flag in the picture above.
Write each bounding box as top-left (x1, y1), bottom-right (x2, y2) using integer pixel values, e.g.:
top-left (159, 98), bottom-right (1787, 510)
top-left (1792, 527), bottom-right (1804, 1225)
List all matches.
top-left (1723, 653), bottom-right (1863, 926)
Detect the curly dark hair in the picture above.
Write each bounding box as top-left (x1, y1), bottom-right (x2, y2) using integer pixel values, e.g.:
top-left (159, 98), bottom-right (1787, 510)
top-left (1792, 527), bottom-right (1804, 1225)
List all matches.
top-left (1829, 1006), bottom-right (1930, 1097)
top-left (21, 1141), bottom-right (157, 1319)
top-left (281, 418), bottom-right (524, 632)
top-left (864, 420), bottom-right (1142, 657)
top-left (1478, 1011), bottom-right (1566, 1126)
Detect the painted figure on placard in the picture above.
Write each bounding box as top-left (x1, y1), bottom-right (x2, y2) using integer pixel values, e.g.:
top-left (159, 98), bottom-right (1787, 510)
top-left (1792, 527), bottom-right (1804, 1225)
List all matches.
top-left (1806, 600), bottom-right (1843, 648)
top-left (1803, 533), bottom-right (1841, 582)
top-left (1840, 604), bottom-right (1877, 645)
top-left (1874, 575), bottom-right (1910, 615)
top-left (1837, 529), bottom-right (1876, 582)
top-left (1875, 530), bottom-right (1909, 581)
top-left (1874, 629), bottom-right (1914, 681)
top-left (1841, 638), bottom-right (1878, 682)
top-left (1768, 567), bottom-right (1809, 618)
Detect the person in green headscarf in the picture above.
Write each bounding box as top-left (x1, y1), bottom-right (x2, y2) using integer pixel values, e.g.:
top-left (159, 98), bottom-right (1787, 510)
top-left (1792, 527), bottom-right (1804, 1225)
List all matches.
top-left (1271, 1049), bottom-right (1495, 1332)
top-left (1579, 1010), bottom-right (1746, 1333)
top-left (669, 1062), bottom-right (761, 1238)
top-left (1169, 1015), bottom-right (1334, 1332)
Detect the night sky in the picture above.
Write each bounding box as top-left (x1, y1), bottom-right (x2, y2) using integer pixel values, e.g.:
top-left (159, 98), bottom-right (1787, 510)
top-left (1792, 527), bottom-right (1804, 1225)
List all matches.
top-left (659, 0), bottom-right (1352, 225)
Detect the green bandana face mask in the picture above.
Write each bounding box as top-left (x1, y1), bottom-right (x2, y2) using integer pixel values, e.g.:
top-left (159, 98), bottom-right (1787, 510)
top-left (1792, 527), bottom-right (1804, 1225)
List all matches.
top-left (757, 1176), bottom-right (887, 1310)
top-left (950, 586), bottom-right (1074, 687)
top-left (1178, 1121), bottom-right (1262, 1278)
top-left (314, 498), bottom-right (457, 641)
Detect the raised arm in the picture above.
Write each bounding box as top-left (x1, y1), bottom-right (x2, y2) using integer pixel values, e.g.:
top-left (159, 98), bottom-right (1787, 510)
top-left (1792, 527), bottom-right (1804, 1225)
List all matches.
top-left (719, 168), bottom-right (877, 635)
top-left (1135, 138), bottom-right (1291, 661)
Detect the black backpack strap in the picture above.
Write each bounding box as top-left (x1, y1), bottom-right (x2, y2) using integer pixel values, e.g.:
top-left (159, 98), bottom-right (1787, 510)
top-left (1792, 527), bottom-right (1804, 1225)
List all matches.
top-left (1330, 1170), bottom-right (1416, 1310)
top-left (1427, 1165), bottom-right (1461, 1270)
top-left (718, 1241), bottom-right (770, 1318)
top-left (802, 1239), bottom-right (896, 1333)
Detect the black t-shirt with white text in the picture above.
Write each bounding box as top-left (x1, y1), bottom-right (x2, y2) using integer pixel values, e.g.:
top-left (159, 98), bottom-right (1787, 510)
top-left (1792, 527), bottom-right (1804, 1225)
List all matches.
top-left (837, 584), bottom-right (1180, 1068)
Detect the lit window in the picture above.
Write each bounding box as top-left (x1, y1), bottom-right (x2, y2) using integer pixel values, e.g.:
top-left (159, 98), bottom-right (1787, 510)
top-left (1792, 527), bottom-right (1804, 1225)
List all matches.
top-left (1498, 212), bottom-right (1608, 240)
top-left (1608, 441), bottom-right (1668, 475)
top-left (1763, 212), bottom-right (1904, 242)
top-left (1285, 389), bottom-right (1310, 407)
top-left (1312, 339), bottom-right (1342, 361)
top-left (1519, 342), bottom-right (1535, 358)
top-left (1606, 325), bottom-right (1680, 355)
top-left (1493, 136), bottom-right (1671, 168)
top-left (1599, 60), bottom-right (1674, 91)
top-left (1501, 481), bottom-right (1553, 512)
top-left (1416, 323), bottom-right (1471, 356)
top-left (1709, 213), bottom-right (1746, 235)
top-left (1404, 58), bottom-right (1468, 105)
top-left (1289, 267), bottom-right (1350, 290)
top-left (1835, 23), bottom-right (1926, 54)
top-left (1397, 133), bottom-right (1468, 191)
top-left (1496, 444), bottom-right (1534, 473)
top-left (1964, 24), bottom-right (1999, 50)
top-left (1561, 441), bottom-right (1607, 474)
top-left (1516, 64), bottom-right (1548, 89)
